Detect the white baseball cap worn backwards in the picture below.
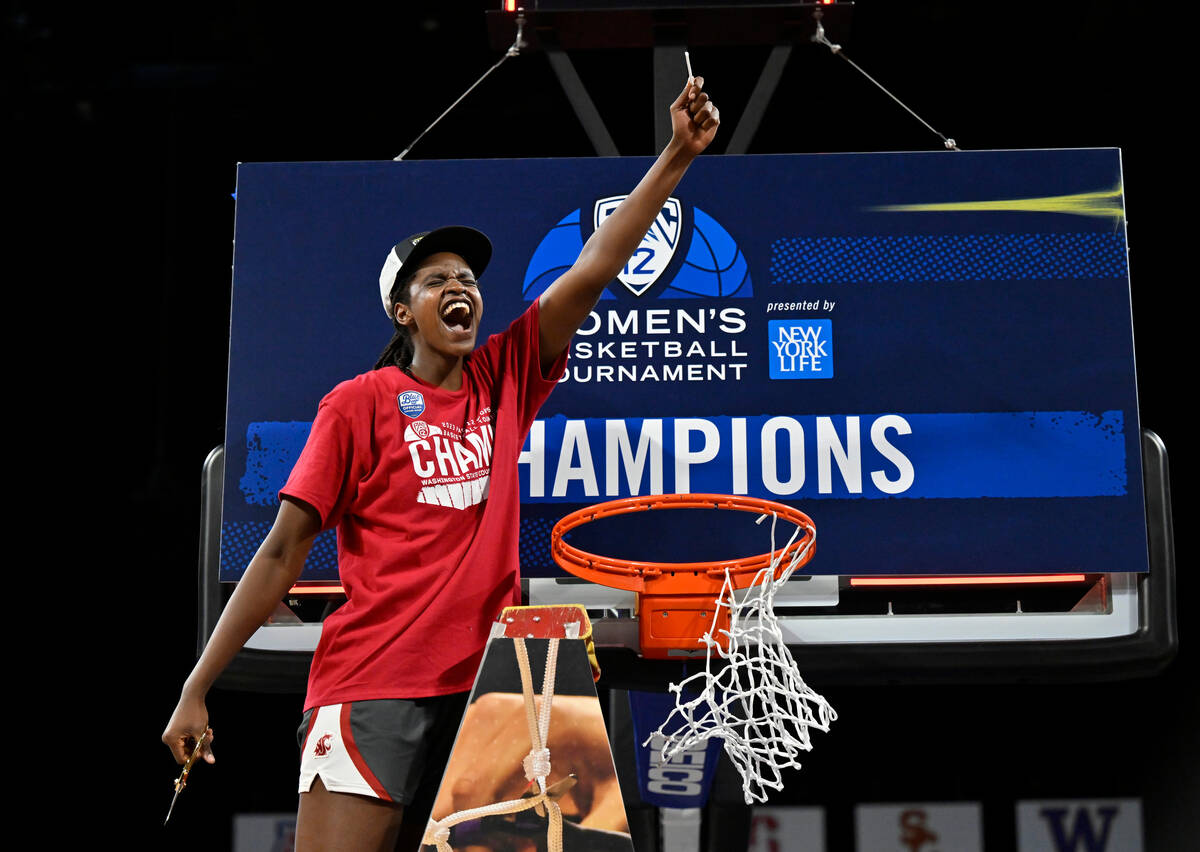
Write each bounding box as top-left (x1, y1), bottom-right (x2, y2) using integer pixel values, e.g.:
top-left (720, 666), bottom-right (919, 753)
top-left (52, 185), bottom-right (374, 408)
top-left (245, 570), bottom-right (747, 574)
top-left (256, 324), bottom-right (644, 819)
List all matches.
top-left (378, 226), bottom-right (493, 318)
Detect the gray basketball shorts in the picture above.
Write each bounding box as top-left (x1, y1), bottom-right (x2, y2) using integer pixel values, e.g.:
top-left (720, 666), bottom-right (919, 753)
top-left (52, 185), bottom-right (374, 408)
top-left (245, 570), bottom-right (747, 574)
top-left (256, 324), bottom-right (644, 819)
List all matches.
top-left (297, 693), bottom-right (468, 804)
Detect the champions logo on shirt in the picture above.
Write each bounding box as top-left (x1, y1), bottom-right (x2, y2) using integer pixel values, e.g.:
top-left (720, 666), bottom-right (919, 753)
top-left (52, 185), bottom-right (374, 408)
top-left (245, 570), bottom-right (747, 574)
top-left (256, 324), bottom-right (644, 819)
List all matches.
top-left (404, 418), bottom-right (495, 510)
top-left (522, 197), bottom-right (753, 301)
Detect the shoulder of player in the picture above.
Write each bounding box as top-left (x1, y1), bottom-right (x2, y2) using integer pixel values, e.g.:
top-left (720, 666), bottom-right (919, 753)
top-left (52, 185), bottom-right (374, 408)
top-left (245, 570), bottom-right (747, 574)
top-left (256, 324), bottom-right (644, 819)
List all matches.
top-left (467, 302), bottom-right (540, 367)
top-left (318, 368), bottom-right (406, 416)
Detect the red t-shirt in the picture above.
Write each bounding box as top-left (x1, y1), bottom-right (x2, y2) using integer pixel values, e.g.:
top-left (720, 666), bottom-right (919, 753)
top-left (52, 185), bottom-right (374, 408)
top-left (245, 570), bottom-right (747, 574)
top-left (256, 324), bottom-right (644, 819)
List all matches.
top-left (281, 301), bottom-right (566, 710)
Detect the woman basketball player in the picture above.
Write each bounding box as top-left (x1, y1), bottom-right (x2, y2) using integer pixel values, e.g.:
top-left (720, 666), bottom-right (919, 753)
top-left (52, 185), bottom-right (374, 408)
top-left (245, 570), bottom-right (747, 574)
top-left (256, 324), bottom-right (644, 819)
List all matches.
top-left (163, 76), bottom-right (719, 851)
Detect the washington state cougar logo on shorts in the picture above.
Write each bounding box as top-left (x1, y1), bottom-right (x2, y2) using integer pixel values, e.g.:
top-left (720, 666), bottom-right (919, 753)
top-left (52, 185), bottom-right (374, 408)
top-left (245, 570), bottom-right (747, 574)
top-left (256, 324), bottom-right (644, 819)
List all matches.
top-left (314, 734), bottom-right (333, 756)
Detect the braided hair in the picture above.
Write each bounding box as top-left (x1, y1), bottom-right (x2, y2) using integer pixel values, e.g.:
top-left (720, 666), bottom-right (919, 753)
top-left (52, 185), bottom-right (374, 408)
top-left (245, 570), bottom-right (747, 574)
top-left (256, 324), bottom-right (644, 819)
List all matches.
top-left (373, 271), bottom-right (417, 370)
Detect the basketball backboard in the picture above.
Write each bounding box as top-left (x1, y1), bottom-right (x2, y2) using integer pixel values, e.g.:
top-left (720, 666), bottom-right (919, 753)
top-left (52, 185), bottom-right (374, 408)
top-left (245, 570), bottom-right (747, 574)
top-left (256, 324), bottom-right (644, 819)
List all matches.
top-left (203, 149), bottom-right (1175, 689)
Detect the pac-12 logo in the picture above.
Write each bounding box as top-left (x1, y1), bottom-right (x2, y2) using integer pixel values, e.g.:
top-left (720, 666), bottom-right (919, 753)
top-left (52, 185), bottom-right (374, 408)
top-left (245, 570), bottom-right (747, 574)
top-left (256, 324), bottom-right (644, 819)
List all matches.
top-left (595, 195), bottom-right (681, 295)
top-left (522, 197), bottom-right (752, 300)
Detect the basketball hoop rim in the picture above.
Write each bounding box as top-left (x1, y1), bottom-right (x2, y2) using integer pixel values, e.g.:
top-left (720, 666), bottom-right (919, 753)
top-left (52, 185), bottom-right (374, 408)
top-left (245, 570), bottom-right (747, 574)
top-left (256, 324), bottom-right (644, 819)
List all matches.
top-left (550, 493), bottom-right (816, 591)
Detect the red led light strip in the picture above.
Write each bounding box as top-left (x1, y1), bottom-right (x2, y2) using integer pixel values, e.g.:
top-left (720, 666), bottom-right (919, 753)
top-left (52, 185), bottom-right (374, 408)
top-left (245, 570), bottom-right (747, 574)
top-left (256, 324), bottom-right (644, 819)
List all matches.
top-left (849, 574), bottom-right (1087, 587)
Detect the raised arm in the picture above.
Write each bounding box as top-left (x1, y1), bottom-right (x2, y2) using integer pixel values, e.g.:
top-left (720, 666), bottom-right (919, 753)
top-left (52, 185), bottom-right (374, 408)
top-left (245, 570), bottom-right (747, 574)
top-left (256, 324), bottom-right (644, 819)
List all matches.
top-left (537, 76), bottom-right (720, 372)
top-left (161, 496), bottom-right (321, 765)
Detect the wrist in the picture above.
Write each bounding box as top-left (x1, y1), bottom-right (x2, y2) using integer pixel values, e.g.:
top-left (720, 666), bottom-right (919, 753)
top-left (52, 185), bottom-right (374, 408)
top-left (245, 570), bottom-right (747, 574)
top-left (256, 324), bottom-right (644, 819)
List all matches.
top-left (181, 676), bottom-right (210, 701)
top-left (662, 137), bottom-right (696, 166)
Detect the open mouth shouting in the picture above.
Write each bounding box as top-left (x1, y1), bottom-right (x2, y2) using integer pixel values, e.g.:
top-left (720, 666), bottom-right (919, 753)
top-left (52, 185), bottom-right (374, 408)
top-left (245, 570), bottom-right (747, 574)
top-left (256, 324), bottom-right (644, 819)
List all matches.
top-left (441, 298), bottom-right (474, 334)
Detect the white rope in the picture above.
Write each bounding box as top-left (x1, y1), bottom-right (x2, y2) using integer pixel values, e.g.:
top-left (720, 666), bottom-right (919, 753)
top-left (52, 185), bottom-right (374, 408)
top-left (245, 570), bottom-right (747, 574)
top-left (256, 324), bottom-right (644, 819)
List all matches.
top-left (420, 789), bottom-right (559, 852)
top-left (424, 635), bottom-right (563, 851)
top-left (523, 747), bottom-right (551, 781)
top-left (645, 511), bottom-right (837, 804)
top-left (813, 17), bottom-right (959, 151)
top-left (515, 637), bottom-right (559, 794)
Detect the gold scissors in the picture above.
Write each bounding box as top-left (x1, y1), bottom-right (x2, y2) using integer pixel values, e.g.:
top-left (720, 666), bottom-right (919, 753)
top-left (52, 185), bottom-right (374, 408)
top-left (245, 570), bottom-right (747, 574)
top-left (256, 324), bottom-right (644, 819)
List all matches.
top-left (164, 728), bottom-right (211, 824)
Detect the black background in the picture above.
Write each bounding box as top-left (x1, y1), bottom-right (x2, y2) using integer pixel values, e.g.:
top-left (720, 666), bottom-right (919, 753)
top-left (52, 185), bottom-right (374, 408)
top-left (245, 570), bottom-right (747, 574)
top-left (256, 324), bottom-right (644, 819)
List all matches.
top-left (14, 1), bottom-right (1192, 848)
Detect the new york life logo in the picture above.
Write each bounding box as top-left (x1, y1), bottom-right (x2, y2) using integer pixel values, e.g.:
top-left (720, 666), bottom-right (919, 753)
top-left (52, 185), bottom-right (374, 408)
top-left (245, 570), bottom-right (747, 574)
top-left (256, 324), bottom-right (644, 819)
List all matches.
top-left (768, 319), bottom-right (833, 379)
top-left (522, 197), bottom-right (752, 301)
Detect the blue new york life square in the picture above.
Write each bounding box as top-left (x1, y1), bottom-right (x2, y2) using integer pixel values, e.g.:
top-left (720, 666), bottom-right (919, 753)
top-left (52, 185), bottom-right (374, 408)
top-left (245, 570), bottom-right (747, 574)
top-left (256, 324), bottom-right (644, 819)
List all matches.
top-left (768, 319), bottom-right (833, 379)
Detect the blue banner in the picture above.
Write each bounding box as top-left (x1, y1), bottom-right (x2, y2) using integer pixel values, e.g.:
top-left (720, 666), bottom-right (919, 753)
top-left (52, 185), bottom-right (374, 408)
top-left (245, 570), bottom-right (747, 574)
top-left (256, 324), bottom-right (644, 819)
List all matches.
top-left (224, 150), bottom-right (1146, 580)
top-left (628, 690), bottom-right (724, 809)
top-left (241, 409), bottom-right (1126, 504)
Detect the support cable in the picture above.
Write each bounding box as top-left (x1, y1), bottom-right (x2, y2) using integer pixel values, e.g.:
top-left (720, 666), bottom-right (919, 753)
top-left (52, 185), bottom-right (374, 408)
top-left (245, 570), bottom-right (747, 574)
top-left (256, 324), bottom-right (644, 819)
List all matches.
top-left (812, 13), bottom-right (959, 151)
top-left (395, 13), bottom-right (527, 160)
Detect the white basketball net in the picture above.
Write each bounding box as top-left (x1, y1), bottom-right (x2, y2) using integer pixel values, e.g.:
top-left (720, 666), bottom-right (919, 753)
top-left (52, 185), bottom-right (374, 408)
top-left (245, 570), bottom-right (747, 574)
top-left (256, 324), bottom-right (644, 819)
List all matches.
top-left (645, 511), bottom-right (837, 804)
